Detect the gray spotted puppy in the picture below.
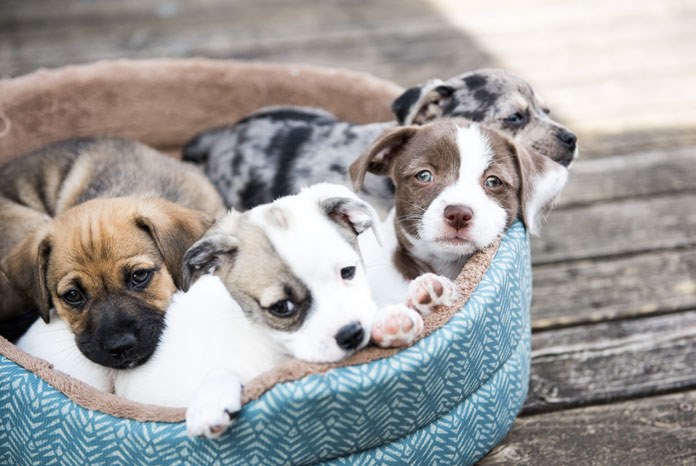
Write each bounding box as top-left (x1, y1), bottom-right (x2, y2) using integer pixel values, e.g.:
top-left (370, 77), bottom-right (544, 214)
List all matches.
top-left (183, 68), bottom-right (578, 213)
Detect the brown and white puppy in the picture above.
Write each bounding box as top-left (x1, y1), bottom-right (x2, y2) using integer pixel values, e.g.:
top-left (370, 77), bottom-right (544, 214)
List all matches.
top-left (0, 137), bottom-right (224, 367)
top-left (351, 119), bottom-right (568, 309)
top-left (182, 69), bottom-right (577, 214)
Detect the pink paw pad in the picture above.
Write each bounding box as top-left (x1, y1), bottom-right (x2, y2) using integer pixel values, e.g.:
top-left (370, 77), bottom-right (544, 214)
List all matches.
top-left (371, 305), bottom-right (424, 348)
top-left (407, 273), bottom-right (457, 316)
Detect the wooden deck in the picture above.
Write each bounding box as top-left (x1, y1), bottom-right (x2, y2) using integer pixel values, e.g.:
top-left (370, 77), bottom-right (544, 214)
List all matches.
top-left (2, 0), bottom-right (695, 463)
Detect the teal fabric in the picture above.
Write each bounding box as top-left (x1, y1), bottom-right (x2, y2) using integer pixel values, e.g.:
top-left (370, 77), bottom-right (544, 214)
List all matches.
top-left (0, 221), bottom-right (531, 466)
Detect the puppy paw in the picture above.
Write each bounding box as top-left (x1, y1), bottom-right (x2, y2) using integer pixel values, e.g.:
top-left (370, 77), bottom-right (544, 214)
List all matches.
top-left (371, 304), bottom-right (424, 348)
top-left (186, 369), bottom-right (242, 439)
top-left (407, 273), bottom-right (457, 316)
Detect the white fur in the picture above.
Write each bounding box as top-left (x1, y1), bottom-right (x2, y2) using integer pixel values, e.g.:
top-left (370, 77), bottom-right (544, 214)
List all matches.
top-left (524, 161), bottom-right (568, 235)
top-left (358, 210), bottom-right (412, 308)
top-left (114, 275), bottom-right (286, 407)
top-left (359, 125), bottom-right (501, 308)
top-left (416, 125), bottom-right (508, 278)
top-left (17, 311), bottom-right (113, 392)
top-left (247, 184), bottom-right (379, 363)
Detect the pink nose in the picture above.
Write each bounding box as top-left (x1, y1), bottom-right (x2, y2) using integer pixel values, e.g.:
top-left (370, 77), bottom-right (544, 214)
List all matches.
top-left (444, 205), bottom-right (473, 231)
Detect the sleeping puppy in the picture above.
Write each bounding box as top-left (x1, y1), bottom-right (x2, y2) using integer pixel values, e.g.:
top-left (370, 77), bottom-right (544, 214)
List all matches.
top-left (182, 68), bottom-right (577, 213)
top-left (0, 137), bottom-right (225, 368)
top-left (351, 119), bottom-right (568, 310)
top-left (113, 184), bottom-right (425, 438)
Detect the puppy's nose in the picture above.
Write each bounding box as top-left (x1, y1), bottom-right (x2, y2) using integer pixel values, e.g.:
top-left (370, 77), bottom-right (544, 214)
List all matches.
top-left (104, 332), bottom-right (137, 357)
top-left (335, 322), bottom-right (365, 351)
top-left (444, 205), bottom-right (474, 231)
top-left (557, 130), bottom-right (577, 150)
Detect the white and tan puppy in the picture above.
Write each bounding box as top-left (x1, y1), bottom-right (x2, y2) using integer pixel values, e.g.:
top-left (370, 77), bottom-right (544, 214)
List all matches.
top-left (351, 119), bottom-right (569, 311)
top-left (112, 184), bottom-right (423, 437)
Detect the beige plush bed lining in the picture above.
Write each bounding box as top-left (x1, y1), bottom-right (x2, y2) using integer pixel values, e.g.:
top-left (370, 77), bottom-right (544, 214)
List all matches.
top-left (0, 59), bottom-right (499, 423)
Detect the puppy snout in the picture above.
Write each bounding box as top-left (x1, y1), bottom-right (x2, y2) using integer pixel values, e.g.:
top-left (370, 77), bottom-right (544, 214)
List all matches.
top-left (103, 332), bottom-right (137, 358)
top-left (444, 205), bottom-right (473, 231)
top-left (335, 321), bottom-right (365, 351)
top-left (557, 129), bottom-right (577, 151)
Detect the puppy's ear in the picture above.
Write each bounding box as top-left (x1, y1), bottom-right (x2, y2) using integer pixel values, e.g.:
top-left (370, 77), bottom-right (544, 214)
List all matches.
top-left (512, 143), bottom-right (569, 235)
top-left (1, 229), bottom-right (53, 323)
top-left (391, 79), bottom-right (454, 125)
top-left (320, 195), bottom-right (383, 246)
top-left (349, 126), bottom-right (418, 191)
top-left (181, 233), bottom-right (239, 292)
top-left (135, 199), bottom-right (215, 290)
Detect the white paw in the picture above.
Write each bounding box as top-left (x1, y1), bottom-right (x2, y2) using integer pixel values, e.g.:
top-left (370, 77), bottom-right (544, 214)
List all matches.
top-left (185, 369), bottom-right (243, 439)
top-left (371, 304), bottom-right (424, 348)
top-left (407, 273), bottom-right (457, 316)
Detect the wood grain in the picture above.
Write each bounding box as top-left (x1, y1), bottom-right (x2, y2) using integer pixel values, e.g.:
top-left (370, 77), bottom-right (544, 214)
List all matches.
top-left (531, 193), bottom-right (696, 264)
top-left (531, 248), bottom-right (696, 329)
top-left (558, 147), bottom-right (696, 208)
top-left (525, 311), bottom-right (696, 413)
top-left (480, 390), bottom-right (696, 465)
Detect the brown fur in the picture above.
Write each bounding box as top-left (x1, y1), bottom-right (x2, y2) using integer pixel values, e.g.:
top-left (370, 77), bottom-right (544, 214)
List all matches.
top-left (0, 137), bottom-right (225, 327)
top-left (184, 212), bottom-right (311, 333)
top-left (0, 138), bottom-right (225, 365)
top-left (2, 197), bottom-right (214, 368)
top-left (351, 119), bottom-right (544, 279)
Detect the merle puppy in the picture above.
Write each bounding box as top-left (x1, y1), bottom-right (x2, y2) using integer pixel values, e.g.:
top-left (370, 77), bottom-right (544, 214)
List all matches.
top-left (183, 69), bottom-right (578, 213)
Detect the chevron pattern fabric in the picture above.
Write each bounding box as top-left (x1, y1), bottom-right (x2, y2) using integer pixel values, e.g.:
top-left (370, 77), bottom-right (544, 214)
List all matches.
top-left (0, 221), bottom-right (531, 466)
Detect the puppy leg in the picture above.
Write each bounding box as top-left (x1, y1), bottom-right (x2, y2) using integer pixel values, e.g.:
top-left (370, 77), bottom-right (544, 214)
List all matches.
top-left (186, 368), bottom-right (243, 439)
top-left (407, 273), bottom-right (458, 316)
top-left (371, 304), bottom-right (424, 348)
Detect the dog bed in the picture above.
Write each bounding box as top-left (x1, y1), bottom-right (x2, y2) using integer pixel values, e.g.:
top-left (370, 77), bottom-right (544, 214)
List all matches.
top-left (0, 59), bottom-right (531, 465)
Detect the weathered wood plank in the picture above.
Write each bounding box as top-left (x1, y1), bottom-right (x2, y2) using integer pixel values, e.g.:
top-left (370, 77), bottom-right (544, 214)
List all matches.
top-left (479, 390), bottom-right (696, 465)
top-left (558, 147), bottom-right (696, 208)
top-left (580, 128), bottom-right (696, 160)
top-left (531, 248), bottom-right (696, 329)
top-left (531, 192), bottom-right (696, 264)
top-left (524, 311), bottom-right (696, 414)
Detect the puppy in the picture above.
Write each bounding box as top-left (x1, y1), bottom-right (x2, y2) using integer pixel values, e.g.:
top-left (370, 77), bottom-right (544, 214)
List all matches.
top-left (8, 197), bottom-right (215, 370)
top-left (351, 119), bottom-right (568, 309)
top-left (182, 68), bottom-right (577, 213)
top-left (112, 184), bottom-right (424, 437)
top-left (0, 137), bottom-right (225, 368)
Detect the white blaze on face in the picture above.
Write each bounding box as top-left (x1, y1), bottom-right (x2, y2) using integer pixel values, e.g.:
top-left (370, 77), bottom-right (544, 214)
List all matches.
top-left (248, 197), bottom-right (375, 363)
top-left (419, 124), bottom-right (508, 257)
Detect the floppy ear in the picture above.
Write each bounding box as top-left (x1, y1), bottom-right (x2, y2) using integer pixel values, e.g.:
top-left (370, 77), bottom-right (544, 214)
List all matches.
top-left (135, 199), bottom-right (215, 290)
top-left (391, 78), bottom-right (454, 125)
top-left (1, 229), bottom-right (53, 323)
top-left (320, 195), bottom-right (383, 246)
top-left (349, 125), bottom-right (418, 192)
top-left (181, 209), bottom-right (242, 291)
top-left (181, 232), bottom-right (239, 292)
top-left (512, 143), bottom-right (569, 235)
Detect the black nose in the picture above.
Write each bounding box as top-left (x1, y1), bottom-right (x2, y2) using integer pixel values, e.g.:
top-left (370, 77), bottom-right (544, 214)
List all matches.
top-left (103, 332), bottom-right (137, 358)
top-left (335, 322), bottom-right (365, 351)
top-left (557, 130), bottom-right (577, 150)
top-left (444, 205), bottom-right (473, 231)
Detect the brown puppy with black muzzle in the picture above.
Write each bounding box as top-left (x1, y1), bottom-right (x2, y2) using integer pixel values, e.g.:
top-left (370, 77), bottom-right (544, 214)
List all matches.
top-left (0, 137), bottom-right (224, 368)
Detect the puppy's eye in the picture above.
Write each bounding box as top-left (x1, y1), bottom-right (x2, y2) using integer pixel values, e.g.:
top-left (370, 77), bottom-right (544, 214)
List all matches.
top-left (341, 266), bottom-right (356, 280)
top-left (268, 300), bottom-right (296, 318)
top-left (61, 289), bottom-right (85, 307)
top-left (484, 176), bottom-right (502, 188)
top-left (503, 112), bottom-right (527, 125)
top-left (542, 107), bottom-right (551, 115)
top-left (415, 170), bottom-right (433, 183)
top-left (130, 269), bottom-right (153, 289)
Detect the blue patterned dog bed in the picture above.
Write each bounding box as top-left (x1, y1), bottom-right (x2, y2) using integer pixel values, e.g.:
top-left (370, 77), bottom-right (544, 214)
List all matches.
top-left (0, 221), bottom-right (530, 466)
